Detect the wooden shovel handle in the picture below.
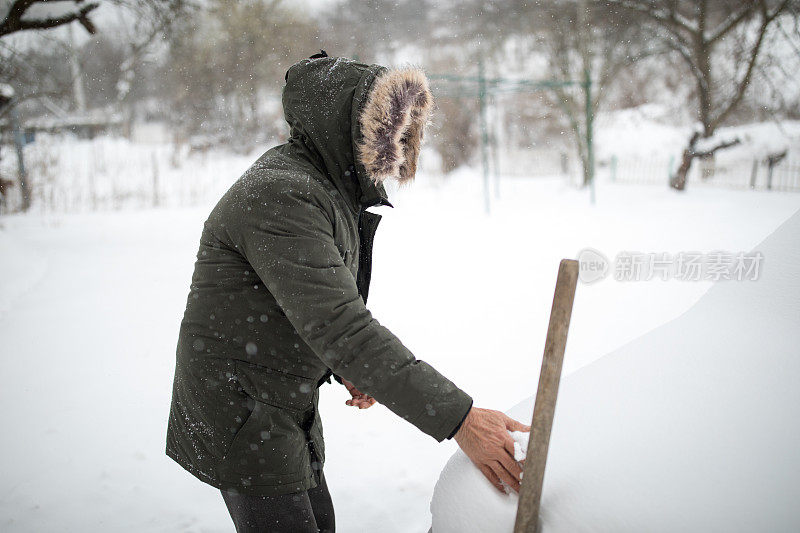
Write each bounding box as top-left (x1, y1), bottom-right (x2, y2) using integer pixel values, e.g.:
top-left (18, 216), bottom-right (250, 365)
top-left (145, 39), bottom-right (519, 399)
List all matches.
top-left (514, 259), bottom-right (579, 533)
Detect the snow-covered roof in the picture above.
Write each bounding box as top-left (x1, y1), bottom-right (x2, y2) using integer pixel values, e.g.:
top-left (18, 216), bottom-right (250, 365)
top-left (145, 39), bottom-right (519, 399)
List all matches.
top-left (22, 109), bottom-right (123, 130)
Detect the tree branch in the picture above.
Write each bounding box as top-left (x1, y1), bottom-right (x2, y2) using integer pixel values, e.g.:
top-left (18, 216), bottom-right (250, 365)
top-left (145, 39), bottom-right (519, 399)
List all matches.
top-left (692, 137), bottom-right (741, 158)
top-left (2, 0), bottom-right (37, 26)
top-left (777, 16), bottom-right (800, 60)
top-left (708, 3), bottom-right (757, 45)
top-left (0, 89), bottom-right (68, 120)
top-left (709, 0), bottom-right (789, 130)
top-left (663, 37), bottom-right (707, 90)
top-left (0, 0), bottom-right (100, 38)
top-left (607, 0), bottom-right (697, 36)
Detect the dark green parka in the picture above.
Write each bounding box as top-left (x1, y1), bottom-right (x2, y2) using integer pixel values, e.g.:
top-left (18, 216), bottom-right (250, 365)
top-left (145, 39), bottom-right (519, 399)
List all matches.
top-left (166, 56), bottom-right (473, 496)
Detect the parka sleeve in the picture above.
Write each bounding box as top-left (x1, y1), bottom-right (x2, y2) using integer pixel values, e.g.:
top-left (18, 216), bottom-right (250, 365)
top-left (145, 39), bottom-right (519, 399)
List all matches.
top-left (235, 179), bottom-right (473, 442)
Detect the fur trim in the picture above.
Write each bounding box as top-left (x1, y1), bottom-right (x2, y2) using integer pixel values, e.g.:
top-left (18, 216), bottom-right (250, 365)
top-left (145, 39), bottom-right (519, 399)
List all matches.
top-left (356, 67), bottom-right (433, 185)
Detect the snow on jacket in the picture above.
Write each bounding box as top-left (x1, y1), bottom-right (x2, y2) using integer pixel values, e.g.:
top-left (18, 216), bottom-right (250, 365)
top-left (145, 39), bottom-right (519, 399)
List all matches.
top-left (166, 55), bottom-right (473, 496)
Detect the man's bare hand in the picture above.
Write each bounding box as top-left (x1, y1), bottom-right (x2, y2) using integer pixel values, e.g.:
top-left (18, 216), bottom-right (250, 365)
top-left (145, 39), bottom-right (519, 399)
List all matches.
top-left (341, 378), bottom-right (377, 409)
top-left (454, 407), bottom-right (530, 494)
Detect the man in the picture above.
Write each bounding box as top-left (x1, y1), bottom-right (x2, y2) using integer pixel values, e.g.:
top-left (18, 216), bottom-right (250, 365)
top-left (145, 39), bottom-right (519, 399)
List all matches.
top-left (166, 52), bottom-right (530, 532)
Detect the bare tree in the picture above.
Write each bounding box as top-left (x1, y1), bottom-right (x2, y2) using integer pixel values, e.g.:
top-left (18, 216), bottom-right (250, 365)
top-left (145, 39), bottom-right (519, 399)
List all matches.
top-left (0, 0), bottom-right (189, 212)
top-left (1, 1), bottom-right (189, 117)
top-left (0, 0), bottom-right (100, 121)
top-left (533, 1), bottom-right (654, 186)
top-left (325, 0), bottom-right (435, 62)
top-left (608, 0), bottom-right (792, 190)
top-left (164, 0), bottom-right (320, 149)
top-left (108, 1), bottom-right (193, 106)
top-left (0, 0), bottom-right (100, 211)
top-left (433, 0), bottom-right (654, 186)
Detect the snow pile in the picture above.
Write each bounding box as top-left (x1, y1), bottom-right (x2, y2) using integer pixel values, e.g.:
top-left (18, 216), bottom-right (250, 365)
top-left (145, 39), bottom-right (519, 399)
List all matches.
top-left (432, 431), bottom-right (530, 532)
top-left (431, 209), bottom-right (800, 532)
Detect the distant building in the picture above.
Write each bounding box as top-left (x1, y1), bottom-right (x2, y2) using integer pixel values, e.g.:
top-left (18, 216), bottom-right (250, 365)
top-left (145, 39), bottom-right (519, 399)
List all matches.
top-left (0, 108), bottom-right (125, 141)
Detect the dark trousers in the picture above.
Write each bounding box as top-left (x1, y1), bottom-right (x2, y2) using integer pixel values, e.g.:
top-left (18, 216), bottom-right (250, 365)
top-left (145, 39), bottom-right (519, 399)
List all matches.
top-left (220, 472), bottom-right (335, 533)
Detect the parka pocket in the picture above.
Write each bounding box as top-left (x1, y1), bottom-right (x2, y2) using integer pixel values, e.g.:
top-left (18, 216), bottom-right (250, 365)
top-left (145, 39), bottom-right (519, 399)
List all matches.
top-left (218, 361), bottom-right (319, 481)
top-left (233, 360), bottom-right (316, 412)
top-left (220, 399), bottom-right (308, 477)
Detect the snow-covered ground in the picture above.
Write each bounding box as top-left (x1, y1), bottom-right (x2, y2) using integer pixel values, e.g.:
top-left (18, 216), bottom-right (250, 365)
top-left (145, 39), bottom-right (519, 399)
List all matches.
top-left (431, 209), bottom-right (800, 533)
top-left (1, 153), bottom-right (799, 531)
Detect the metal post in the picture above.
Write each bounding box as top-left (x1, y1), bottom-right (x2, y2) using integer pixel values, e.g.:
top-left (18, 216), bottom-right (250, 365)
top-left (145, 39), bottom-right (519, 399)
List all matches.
top-left (478, 56), bottom-right (491, 214)
top-left (68, 24), bottom-right (87, 113)
top-left (492, 100), bottom-right (501, 200)
top-left (10, 102), bottom-right (30, 211)
top-left (584, 68), bottom-right (595, 205)
top-left (767, 163), bottom-right (773, 190)
top-left (514, 259), bottom-right (579, 533)
top-left (577, 0), bottom-right (595, 204)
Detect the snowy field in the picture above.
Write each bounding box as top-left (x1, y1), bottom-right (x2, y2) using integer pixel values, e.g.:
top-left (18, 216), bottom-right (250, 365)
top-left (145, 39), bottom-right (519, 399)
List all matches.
top-left (1, 153), bottom-right (800, 531)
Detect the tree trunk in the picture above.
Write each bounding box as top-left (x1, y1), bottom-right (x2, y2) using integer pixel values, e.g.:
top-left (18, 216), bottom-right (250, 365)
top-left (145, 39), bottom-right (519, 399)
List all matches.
top-left (670, 131), bottom-right (740, 191)
top-left (670, 146), bottom-right (693, 191)
top-left (670, 132), bottom-right (698, 190)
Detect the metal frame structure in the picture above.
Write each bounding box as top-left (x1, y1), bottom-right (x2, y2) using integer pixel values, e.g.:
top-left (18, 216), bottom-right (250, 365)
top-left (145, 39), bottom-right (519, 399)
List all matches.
top-left (429, 59), bottom-right (595, 213)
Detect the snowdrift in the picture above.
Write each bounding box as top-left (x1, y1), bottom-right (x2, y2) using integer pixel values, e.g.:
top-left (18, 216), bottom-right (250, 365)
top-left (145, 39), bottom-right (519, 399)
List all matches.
top-left (431, 210), bottom-right (800, 532)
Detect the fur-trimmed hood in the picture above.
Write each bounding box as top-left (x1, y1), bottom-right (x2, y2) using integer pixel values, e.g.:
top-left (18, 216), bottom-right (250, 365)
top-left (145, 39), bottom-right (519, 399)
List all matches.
top-left (355, 67), bottom-right (433, 185)
top-left (281, 55), bottom-right (433, 211)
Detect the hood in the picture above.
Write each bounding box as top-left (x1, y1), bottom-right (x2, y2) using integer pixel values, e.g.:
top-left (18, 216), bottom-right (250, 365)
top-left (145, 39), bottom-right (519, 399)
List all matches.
top-left (282, 55), bottom-right (433, 211)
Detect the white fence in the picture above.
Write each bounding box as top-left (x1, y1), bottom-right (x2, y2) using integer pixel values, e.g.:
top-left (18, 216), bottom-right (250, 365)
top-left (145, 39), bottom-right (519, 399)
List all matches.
top-left (3, 135), bottom-right (798, 216)
top-left (609, 154), bottom-right (800, 191)
top-left (0, 135), bottom-right (256, 214)
top-left (496, 147), bottom-right (576, 179)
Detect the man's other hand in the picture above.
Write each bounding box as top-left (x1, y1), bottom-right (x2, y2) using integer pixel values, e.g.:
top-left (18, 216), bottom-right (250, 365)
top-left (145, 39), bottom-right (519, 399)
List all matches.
top-left (341, 378), bottom-right (377, 409)
top-left (453, 407), bottom-right (530, 493)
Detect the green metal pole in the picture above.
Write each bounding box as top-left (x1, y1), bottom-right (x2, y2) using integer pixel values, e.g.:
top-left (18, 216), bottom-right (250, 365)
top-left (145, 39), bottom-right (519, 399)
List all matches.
top-left (492, 99), bottom-right (501, 200)
top-left (478, 56), bottom-right (491, 214)
top-left (10, 101), bottom-right (30, 211)
top-left (584, 68), bottom-right (595, 205)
